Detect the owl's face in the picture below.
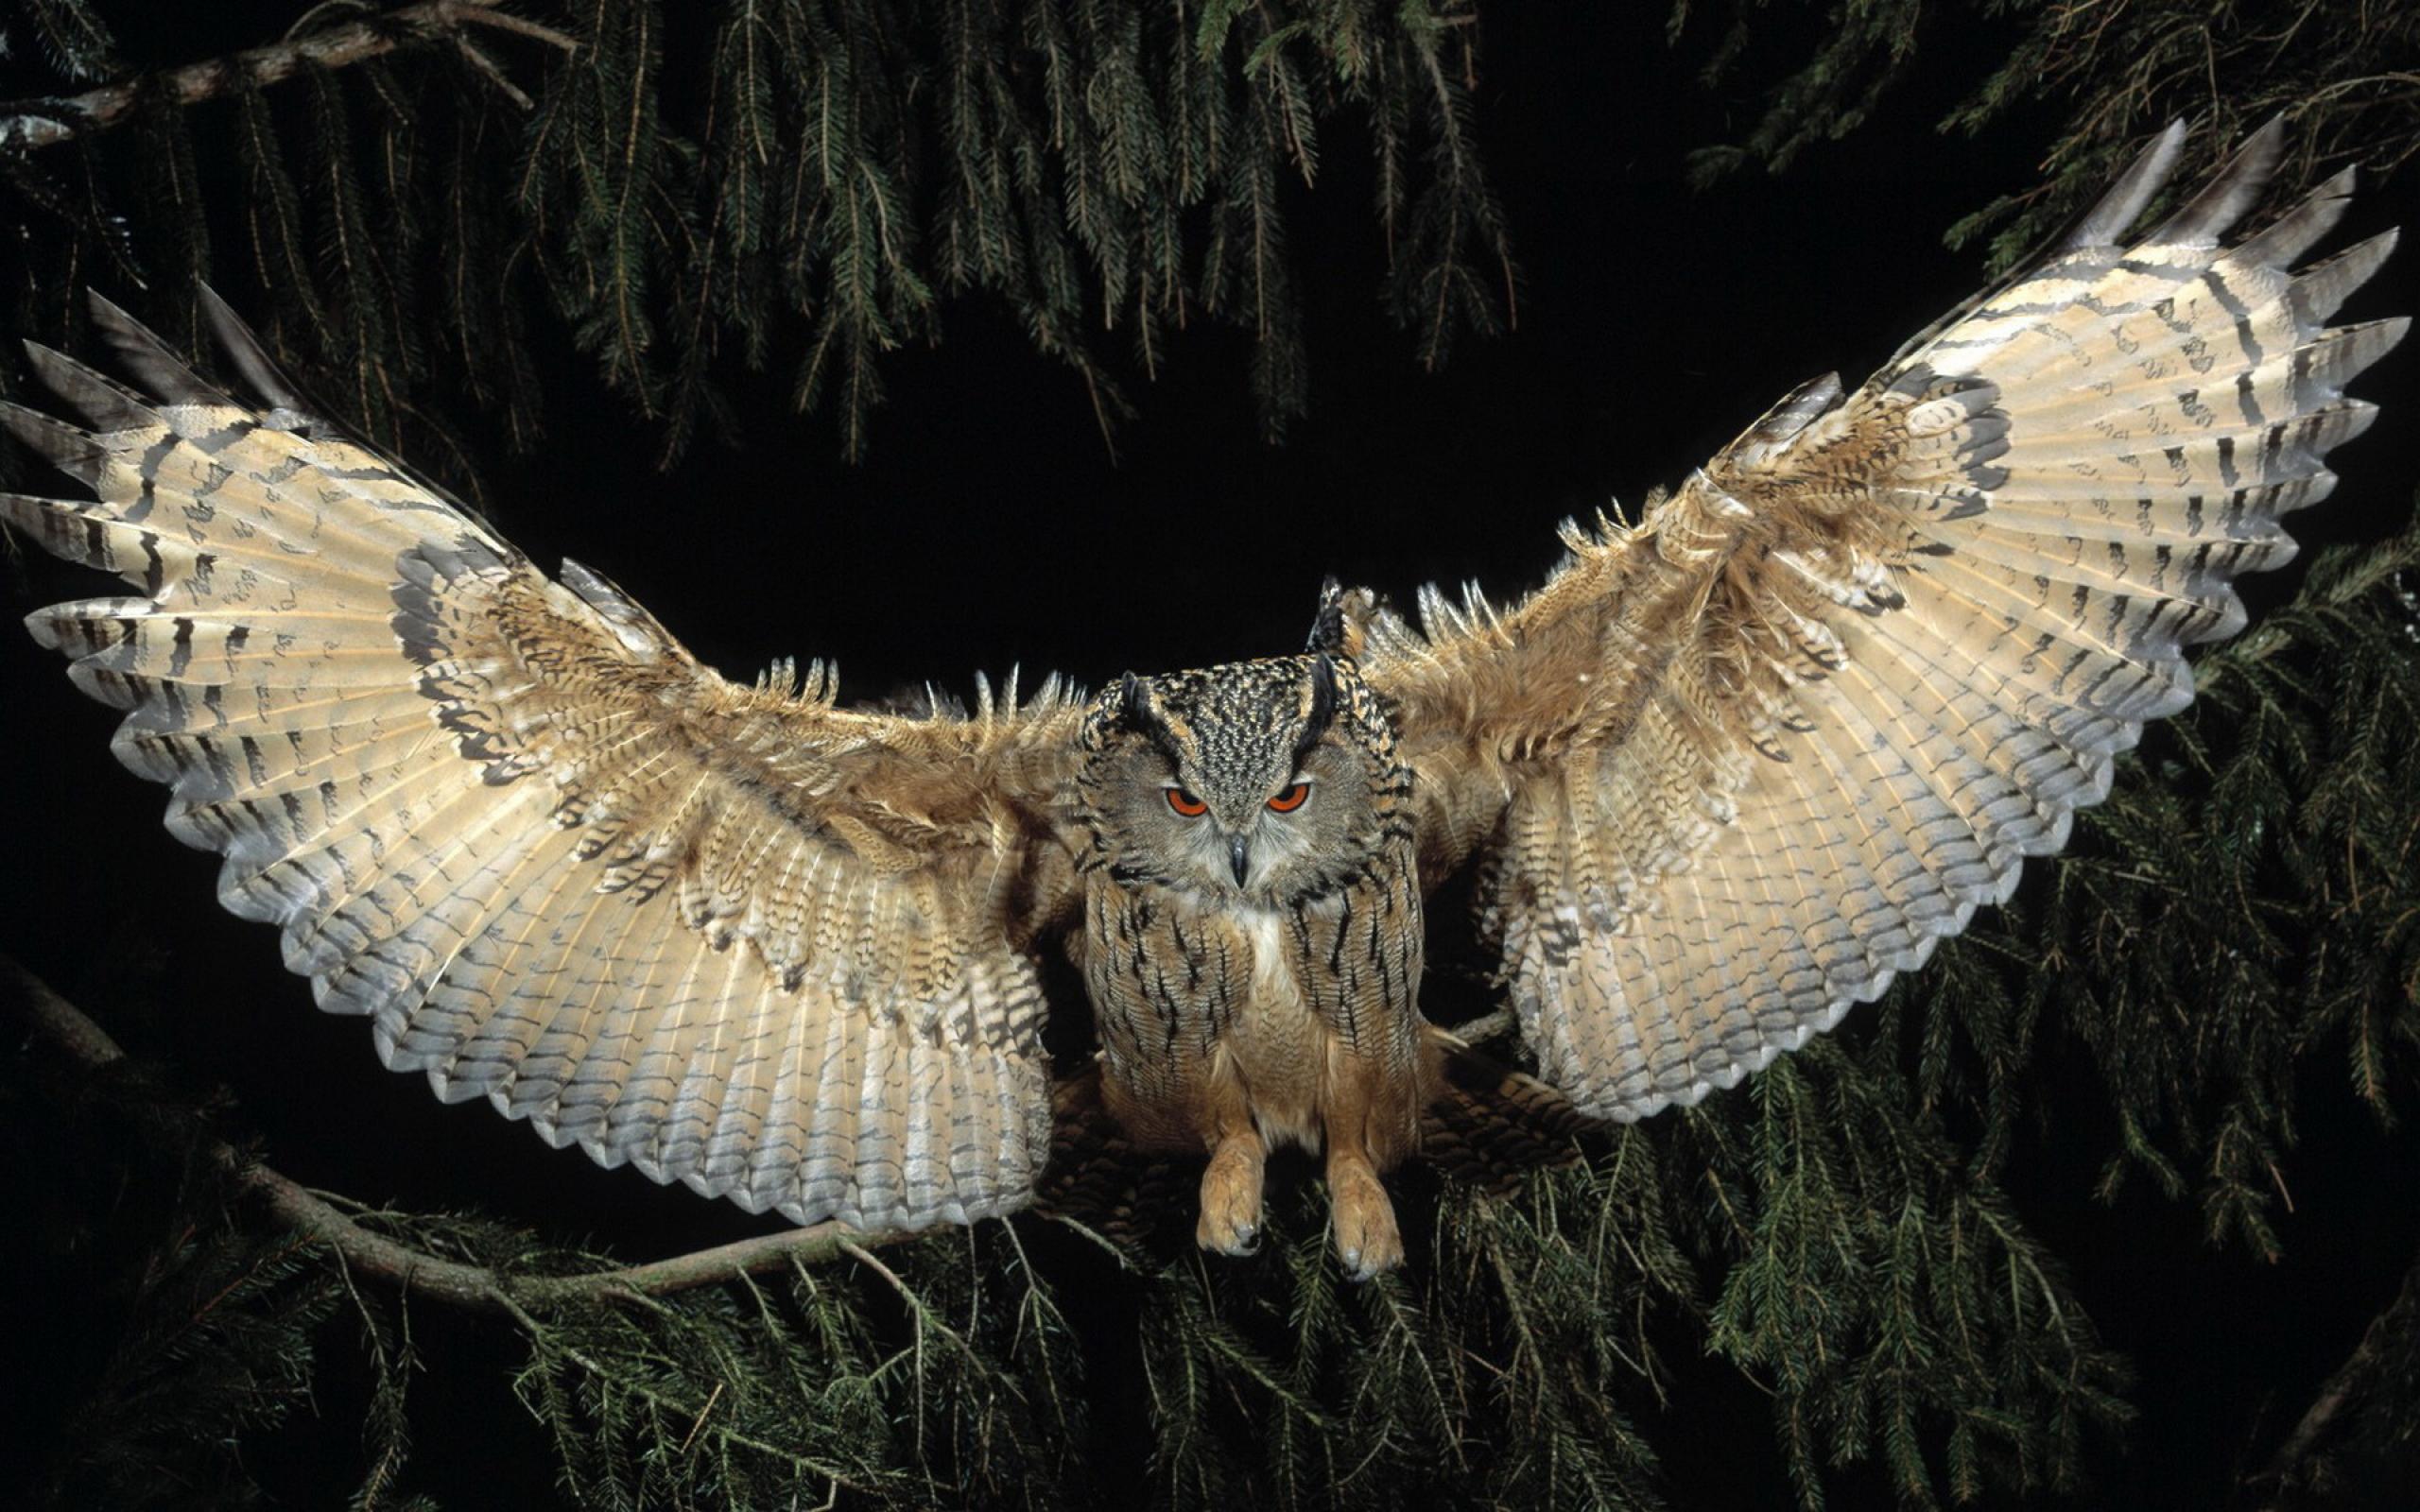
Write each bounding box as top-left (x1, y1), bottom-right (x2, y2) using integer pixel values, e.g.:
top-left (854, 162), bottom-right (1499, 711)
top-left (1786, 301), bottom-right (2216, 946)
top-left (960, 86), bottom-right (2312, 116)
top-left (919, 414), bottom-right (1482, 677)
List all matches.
top-left (1078, 654), bottom-right (1396, 902)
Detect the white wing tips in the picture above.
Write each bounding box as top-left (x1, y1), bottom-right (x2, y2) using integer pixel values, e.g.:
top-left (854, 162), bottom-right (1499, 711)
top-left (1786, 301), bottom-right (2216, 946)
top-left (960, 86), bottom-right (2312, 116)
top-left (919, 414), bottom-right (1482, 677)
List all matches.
top-left (193, 284), bottom-right (320, 422)
top-left (19, 340), bottom-right (155, 431)
top-left (2235, 164), bottom-right (2361, 274)
top-left (1727, 370), bottom-right (1848, 466)
top-left (2054, 113), bottom-right (2287, 254)
top-left (0, 399), bottom-right (108, 484)
top-left (2149, 113), bottom-right (2287, 246)
top-left (2287, 229), bottom-right (2400, 332)
top-left (82, 289), bottom-right (239, 407)
top-left (2058, 119), bottom-right (2190, 252)
top-left (1830, 123), bottom-right (2396, 1031)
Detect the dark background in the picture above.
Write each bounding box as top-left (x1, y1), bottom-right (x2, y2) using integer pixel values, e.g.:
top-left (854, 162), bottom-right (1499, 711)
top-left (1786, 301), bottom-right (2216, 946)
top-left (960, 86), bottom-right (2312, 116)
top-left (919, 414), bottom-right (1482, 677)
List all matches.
top-left (1, 4), bottom-right (2416, 1506)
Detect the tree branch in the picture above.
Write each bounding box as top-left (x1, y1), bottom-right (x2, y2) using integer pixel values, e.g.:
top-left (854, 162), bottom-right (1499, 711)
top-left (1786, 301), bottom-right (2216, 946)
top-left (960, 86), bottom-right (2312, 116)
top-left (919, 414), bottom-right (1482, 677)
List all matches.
top-left (0, 949), bottom-right (905, 1314)
top-left (0, 0), bottom-right (578, 154)
top-left (1442, 1008), bottom-right (1517, 1047)
top-left (2252, 1240), bottom-right (2420, 1507)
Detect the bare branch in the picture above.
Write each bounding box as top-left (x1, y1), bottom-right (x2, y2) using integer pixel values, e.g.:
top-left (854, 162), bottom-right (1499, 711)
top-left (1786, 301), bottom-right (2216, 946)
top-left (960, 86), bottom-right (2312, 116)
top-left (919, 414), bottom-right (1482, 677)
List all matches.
top-left (1442, 1008), bottom-right (1517, 1047)
top-left (451, 33), bottom-right (535, 111)
top-left (2251, 1242), bottom-right (2420, 1507)
top-left (0, 950), bottom-right (906, 1314)
top-left (0, 0), bottom-right (577, 155)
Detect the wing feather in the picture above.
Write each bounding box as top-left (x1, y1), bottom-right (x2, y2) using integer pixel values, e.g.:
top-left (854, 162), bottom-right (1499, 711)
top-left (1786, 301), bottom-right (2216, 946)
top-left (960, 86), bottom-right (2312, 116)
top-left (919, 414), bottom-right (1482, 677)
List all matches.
top-left (12, 292), bottom-right (1088, 1230)
top-left (1368, 121), bottom-right (2404, 1120)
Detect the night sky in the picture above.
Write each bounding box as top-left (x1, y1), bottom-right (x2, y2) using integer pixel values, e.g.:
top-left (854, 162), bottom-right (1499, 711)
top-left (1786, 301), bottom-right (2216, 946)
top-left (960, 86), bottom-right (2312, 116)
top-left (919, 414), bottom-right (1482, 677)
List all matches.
top-left (2, 5), bottom-right (2416, 1506)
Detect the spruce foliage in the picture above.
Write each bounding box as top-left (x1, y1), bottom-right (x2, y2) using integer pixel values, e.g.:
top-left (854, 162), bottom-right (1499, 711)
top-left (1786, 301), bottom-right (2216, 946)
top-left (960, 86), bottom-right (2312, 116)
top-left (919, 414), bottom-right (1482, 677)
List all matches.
top-left (0, 0), bottom-right (1511, 469)
top-left (1679, 0), bottom-right (2420, 272)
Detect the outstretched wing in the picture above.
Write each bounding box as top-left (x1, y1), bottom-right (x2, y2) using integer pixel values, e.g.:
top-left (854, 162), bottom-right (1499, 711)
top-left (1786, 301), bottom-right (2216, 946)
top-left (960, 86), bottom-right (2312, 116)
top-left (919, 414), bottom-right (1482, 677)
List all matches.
top-left (5, 291), bottom-right (1088, 1230)
top-left (1360, 121), bottom-right (2405, 1121)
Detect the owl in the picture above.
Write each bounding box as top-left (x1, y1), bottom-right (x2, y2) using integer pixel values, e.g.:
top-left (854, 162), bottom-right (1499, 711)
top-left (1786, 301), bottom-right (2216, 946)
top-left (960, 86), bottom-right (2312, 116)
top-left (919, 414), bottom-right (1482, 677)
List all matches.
top-left (2, 120), bottom-right (2403, 1280)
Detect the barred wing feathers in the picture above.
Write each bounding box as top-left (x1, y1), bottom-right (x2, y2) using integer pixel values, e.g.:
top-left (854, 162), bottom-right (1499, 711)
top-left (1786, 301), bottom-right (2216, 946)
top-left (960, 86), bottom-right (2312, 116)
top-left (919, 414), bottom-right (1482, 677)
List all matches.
top-left (5, 294), bottom-right (1086, 1230)
top-left (1364, 121), bottom-right (2404, 1122)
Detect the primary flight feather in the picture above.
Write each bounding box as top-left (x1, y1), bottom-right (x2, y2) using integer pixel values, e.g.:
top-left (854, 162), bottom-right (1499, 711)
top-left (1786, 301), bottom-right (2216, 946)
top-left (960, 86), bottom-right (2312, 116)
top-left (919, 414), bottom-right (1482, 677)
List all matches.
top-left (4, 119), bottom-right (2401, 1277)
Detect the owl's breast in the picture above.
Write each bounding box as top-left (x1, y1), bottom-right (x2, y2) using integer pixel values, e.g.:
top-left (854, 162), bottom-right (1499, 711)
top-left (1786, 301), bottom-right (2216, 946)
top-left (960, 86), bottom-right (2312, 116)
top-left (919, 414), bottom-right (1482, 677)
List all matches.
top-left (1232, 907), bottom-right (1306, 1022)
top-left (1214, 903), bottom-right (1330, 1148)
top-left (1081, 846), bottom-right (1426, 1154)
top-left (1080, 884), bottom-right (1295, 1072)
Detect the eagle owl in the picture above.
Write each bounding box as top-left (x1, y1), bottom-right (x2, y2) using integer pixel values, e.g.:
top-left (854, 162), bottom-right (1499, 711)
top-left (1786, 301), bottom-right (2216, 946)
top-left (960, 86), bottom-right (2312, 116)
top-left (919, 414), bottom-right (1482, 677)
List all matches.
top-left (2, 121), bottom-right (2404, 1280)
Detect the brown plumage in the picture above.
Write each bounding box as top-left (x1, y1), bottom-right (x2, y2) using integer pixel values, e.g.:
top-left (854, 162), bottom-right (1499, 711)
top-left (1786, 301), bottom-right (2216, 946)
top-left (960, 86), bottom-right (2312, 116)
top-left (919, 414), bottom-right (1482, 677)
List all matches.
top-left (2, 120), bottom-right (2401, 1276)
top-left (1071, 654), bottom-right (1429, 1274)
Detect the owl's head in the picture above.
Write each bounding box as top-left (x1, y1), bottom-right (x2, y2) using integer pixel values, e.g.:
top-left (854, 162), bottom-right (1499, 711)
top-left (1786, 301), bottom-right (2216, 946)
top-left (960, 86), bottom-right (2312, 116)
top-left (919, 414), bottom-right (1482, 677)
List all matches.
top-left (1077, 650), bottom-right (1405, 902)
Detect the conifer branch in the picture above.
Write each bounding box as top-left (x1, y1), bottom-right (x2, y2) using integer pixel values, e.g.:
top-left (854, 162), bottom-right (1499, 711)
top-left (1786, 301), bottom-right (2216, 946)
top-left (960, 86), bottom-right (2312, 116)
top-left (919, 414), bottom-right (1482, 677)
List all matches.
top-left (0, 0), bottom-right (577, 155)
top-left (0, 950), bottom-right (906, 1313)
top-left (0, 5), bottom-right (1514, 464)
top-left (1680, 0), bottom-right (2420, 269)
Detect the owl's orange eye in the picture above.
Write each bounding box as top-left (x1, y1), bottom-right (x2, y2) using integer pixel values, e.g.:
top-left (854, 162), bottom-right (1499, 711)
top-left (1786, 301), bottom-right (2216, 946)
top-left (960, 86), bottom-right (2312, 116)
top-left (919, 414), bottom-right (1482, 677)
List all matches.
top-left (1166, 787), bottom-right (1209, 817)
top-left (1266, 782), bottom-right (1311, 813)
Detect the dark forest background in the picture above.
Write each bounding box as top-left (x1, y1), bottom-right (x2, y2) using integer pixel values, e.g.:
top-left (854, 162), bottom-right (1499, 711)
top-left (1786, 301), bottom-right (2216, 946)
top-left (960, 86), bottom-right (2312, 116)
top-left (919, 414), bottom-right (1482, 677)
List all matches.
top-left (0, 3), bottom-right (2416, 1508)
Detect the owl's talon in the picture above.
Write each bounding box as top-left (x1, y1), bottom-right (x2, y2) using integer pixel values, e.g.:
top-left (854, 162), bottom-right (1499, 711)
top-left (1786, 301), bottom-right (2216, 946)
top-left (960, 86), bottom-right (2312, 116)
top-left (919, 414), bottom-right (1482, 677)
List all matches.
top-left (1327, 1155), bottom-right (1403, 1280)
top-left (1196, 1130), bottom-right (1267, 1257)
top-left (1197, 1205), bottom-right (1262, 1257)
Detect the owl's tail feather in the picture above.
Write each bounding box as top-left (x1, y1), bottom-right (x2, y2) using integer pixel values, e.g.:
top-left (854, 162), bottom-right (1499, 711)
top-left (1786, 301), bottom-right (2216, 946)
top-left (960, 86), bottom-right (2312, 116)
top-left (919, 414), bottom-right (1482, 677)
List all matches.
top-left (1420, 1026), bottom-right (1592, 1193)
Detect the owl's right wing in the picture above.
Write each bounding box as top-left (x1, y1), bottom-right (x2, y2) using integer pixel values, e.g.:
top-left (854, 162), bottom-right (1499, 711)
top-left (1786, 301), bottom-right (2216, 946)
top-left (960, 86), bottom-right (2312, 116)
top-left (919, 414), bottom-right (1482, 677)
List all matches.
top-left (1357, 120), bottom-right (2404, 1122)
top-left (6, 292), bottom-right (1089, 1232)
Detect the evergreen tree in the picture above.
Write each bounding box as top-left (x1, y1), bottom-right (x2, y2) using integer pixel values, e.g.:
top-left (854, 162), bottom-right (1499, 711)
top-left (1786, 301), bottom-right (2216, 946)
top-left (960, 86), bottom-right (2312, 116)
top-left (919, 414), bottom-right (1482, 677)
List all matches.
top-left (0, 3), bottom-right (2415, 1507)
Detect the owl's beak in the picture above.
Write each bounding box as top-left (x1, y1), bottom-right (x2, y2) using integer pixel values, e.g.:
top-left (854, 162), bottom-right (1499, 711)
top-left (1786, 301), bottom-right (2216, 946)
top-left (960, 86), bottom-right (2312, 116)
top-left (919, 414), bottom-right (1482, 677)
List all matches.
top-left (1227, 833), bottom-right (1252, 887)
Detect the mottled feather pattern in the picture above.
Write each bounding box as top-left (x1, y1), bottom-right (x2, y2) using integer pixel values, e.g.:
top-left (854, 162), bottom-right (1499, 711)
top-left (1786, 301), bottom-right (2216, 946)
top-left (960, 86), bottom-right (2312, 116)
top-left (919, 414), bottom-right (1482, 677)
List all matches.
top-left (7, 294), bottom-right (1090, 1232)
top-left (1362, 118), bottom-right (2403, 1121)
top-left (1066, 650), bottom-right (1437, 1273)
top-left (1075, 653), bottom-right (1425, 1155)
top-left (1078, 850), bottom-right (1425, 1156)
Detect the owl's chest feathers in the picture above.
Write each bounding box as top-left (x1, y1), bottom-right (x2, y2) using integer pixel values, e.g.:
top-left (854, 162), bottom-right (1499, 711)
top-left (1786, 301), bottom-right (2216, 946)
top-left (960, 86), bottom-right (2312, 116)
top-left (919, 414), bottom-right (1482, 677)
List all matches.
top-left (1216, 905), bottom-right (1328, 1147)
top-left (1085, 852), bottom-right (1426, 1157)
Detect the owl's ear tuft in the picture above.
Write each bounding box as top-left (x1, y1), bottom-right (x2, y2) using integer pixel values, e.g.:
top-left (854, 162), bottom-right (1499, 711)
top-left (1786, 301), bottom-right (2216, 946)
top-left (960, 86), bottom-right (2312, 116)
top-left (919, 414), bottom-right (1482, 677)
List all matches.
top-left (1081, 671), bottom-right (1150, 751)
top-left (1111, 671), bottom-right (1196, 773)
top-left (1110, 671), bottom-right (1171, 738)
top-left (1307, 577), bottom-right (1346, 653)
top-left (1306, 576), bottom-right (1368, 659)
top-left (1294, 652), bottom-right (1340, 765)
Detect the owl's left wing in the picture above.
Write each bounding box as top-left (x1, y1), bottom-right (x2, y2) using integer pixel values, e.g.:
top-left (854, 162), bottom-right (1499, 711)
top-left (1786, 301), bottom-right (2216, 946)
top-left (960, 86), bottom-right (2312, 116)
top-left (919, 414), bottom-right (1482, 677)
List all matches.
top-left (1357, 121), bottom-right (2405, 1122)
top-left (5, 292), bottom-right (1091, 1231)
